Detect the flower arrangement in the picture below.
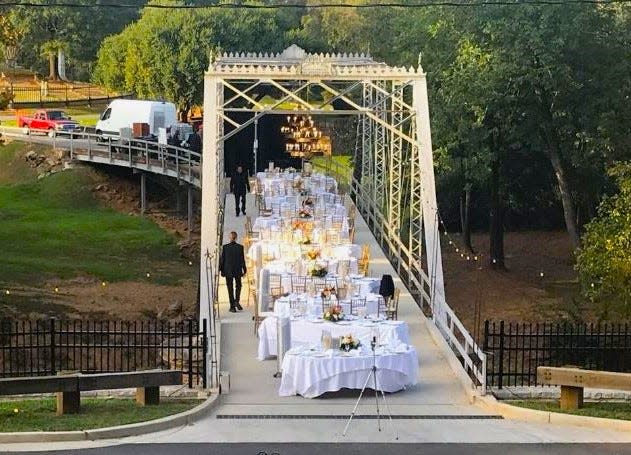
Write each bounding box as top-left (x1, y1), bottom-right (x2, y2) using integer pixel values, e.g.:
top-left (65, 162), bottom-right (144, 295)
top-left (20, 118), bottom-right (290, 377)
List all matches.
top-left (298, 208), bottom-right (312, 219)
top-left (340, 334), bottom-right (361, 351)
top-left (323, 305), bottom-right (345, 322)
top-left (299, 238), bottom-right (312, 245)
top-left (305, 248), bottom-right (320, 260)
top-left (320, 286), bottom-right (336, 299)
top-left (303, 197), bottom-right (314, 206)
top-left (310, 264), bottom-right (327, 277)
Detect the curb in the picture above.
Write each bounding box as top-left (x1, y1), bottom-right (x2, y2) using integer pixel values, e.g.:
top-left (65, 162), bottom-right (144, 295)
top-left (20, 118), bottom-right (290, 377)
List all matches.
top-left (475, 394), bottom-right (631, 432)
top-left (0, 392), bottom-right (220, 444)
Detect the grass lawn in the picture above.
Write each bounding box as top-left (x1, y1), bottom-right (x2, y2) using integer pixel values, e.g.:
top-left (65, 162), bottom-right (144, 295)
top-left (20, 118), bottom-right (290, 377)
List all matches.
top-left (507, 400), bottom-right (631, 421)
top-left (0, 398), bottom-right (203, 432)
top-left (0, 141), bottom-right (189, 285)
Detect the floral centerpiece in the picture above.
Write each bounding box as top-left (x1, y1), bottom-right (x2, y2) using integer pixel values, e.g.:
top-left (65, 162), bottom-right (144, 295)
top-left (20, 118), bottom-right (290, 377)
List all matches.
top-left (310, 264), bottom-right (327, 277)
top-left (340, 334), bottom-right (361, 351)
top-left (323, 305), bottom-right (345, 322)
top-left (303, 197), bottom-right (314, 206)
top-left (298, 208), bottom-right (312, 219)
top-left (299, 238), bottom-right (312, 245)
top-left (305, 248), bottom-right (320, 260)
top-left (320, 286), bottom-right (336, 299)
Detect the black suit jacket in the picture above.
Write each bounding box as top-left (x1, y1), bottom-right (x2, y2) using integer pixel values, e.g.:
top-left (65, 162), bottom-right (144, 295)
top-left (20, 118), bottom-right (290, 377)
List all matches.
top-left (230, 172), bottom-right (250, 195)
top-left (219, 241), bottom-right (247, 278)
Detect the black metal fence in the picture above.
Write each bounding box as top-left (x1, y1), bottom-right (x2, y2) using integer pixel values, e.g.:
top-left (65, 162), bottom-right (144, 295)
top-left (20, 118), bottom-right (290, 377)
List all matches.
top-left (4, 84), bottom-right (131, 107)
top-left (483, 320), bottom-right (631, 388)
top-left (0, 319), bottom-right (207, 388)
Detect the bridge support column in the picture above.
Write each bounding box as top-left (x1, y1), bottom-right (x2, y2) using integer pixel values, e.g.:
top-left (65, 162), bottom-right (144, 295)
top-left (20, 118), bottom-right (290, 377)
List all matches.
top-left (187, 185), bottom-right (193, 241)
top-left (176, 187), bottom-right (182, 217)
top-left (140, 172), bottom-right (146, 216)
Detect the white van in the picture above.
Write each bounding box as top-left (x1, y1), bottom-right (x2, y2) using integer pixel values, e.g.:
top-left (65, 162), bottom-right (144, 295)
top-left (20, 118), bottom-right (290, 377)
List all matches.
top-left (96, 99), bottom-right (177, 140)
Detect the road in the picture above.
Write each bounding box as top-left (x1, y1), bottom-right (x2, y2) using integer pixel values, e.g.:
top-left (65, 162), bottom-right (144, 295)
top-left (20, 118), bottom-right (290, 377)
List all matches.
top-left (2, 443), bottom-right (631, 455)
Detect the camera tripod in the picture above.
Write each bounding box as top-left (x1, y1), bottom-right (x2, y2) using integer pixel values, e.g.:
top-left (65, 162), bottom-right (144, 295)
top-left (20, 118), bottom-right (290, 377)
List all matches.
top-left (342, 336), bottom-right (398, 439)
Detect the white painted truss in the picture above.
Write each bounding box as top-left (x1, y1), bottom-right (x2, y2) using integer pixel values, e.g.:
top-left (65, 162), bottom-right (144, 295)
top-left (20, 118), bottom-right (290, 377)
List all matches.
top-left (200, 45), bottom-right (486, 392)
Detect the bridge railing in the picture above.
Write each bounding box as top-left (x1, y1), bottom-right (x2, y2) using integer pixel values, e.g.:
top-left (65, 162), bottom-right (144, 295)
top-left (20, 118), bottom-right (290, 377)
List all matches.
top-left (66, 131), bottom-right (202, 188)
top-left (350, 175), bottom-right (487, 394)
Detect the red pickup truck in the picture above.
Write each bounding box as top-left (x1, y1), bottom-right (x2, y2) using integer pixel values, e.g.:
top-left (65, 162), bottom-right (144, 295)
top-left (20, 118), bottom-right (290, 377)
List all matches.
top-left (18, 109), bottom-right (80, 136)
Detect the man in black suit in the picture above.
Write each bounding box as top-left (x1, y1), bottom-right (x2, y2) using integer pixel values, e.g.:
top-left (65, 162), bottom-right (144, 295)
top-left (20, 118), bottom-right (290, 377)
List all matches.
top-left (219, 231), bottom-right (246, 313)
top-left (230, 165), bottom-right (250, 216)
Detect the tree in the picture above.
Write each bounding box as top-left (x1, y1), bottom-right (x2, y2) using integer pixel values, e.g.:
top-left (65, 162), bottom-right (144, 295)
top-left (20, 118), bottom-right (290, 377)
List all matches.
top-left (576, 163), bottom-right (631, 321)
top-left (40, 40), bottom-right (68, 80)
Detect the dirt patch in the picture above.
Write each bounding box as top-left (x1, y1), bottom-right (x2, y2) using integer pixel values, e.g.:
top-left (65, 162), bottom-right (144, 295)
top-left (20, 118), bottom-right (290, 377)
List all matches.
top-left (1, 279), bottom-right (198, 320)
top-left (443, 231), bottom-right (583, 339)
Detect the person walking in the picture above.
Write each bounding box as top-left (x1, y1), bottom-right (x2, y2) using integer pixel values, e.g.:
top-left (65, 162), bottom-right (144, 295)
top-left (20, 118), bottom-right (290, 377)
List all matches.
top-left (219, 231), bottom-right (247, 312)
top-left (230, 165), bottom-right (250, 216)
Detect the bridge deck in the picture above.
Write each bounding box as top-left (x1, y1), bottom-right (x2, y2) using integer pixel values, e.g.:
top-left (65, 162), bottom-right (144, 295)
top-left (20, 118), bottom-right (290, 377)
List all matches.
top-left (215, 193), bottom-right (471, 415)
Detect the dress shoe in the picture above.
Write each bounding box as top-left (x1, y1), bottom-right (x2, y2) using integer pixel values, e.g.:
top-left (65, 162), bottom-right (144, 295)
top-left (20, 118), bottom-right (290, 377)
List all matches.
top-left (235, 213), bottom-right (240, 217)
top-left (242, 210), bottom-right (246, 215)
top-left (229, 307), bottom-right (237, 313)
top-left (236, 303), bottom-right (243, 311)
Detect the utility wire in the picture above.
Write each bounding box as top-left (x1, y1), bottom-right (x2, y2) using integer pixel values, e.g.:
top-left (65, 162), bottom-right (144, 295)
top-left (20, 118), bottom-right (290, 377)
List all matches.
top-left (2, 0), bottom-right (631, 8)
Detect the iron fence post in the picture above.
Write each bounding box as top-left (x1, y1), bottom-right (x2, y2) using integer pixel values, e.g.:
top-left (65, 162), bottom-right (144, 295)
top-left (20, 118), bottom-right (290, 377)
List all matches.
top-left (498, 320), bottom-right (505, 389)
top-left (202, 319), bottom-right (208, 389)
top-left (49, 319), bottom-right (56, 375)
top-left (187, 319), bottom-right (194, 388)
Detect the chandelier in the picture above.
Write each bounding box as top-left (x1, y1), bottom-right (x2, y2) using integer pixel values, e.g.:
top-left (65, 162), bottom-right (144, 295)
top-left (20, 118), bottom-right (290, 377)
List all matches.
top-left (281, 114), bottom-right (330, 158)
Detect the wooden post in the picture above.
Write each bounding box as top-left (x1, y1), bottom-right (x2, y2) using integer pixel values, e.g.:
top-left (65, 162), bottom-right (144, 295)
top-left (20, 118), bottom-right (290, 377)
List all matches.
top-left (56, 390), bottom-right (80, 415)
top-left (140, 172), bottom-right (146, 216)
top-left (187, 185), bottom-right (193, 241)
top-left (560, 385), bottom-right (584, 410)
top-left (135, 386), bottom-right (160, 405)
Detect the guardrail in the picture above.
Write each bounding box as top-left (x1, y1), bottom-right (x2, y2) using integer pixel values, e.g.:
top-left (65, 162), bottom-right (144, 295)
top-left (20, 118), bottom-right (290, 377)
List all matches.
top-left (67, 132), bottom-right (202, 188)
top-left (349, 174), bottom-right (487, 393)
top-left (2, 84), bottom-right (131, 107)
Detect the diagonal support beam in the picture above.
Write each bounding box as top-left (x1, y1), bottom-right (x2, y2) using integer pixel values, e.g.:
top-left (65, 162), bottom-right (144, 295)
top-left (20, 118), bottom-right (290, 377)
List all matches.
top-left (222, 80), bottom-right (263, 108)
top-left (221, 80), bottom-right (266, 110)
top-left (267, 79), bottom-right (314, 110)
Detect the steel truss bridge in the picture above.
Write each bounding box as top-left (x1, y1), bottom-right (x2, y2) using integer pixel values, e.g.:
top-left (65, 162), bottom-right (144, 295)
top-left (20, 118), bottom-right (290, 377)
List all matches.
top-left (201, 45), bottom-right (486, 393)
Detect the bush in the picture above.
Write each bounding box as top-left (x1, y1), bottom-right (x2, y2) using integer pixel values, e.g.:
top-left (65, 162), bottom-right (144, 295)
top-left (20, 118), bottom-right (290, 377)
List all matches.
top-left (0, 89), bottom-right (14, 109)
top-left (576, 163), bottom-right (631, 321)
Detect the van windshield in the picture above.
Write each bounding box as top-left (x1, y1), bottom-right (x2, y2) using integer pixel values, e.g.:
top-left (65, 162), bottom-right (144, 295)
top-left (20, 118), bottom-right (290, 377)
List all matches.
top-left (100, 108), bottom-right (111, 121)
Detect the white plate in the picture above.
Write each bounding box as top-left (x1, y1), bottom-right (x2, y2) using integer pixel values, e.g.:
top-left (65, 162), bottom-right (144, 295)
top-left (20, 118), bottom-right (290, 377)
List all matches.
top-left (308, 319), bottom-right (324, 324)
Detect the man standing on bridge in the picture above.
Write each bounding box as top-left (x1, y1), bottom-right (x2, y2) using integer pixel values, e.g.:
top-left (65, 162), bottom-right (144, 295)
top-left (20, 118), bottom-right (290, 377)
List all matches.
top-left (219, 231), bottom-right (246, 313)
top-left (230, 165), bottom-right (250, 216)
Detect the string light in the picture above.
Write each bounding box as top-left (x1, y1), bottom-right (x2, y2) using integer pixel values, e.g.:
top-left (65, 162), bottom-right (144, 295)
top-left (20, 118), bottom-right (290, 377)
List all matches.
top-left (5, 290), bottom-right (10, 295)
top-left (146, 273), bottom-right (151, 278)
top-left (54, 287), bottom-right (59, 293)
top-left (101, 281), bottom-right (107, 287)
top-left (540, 272), bottom-right (544, 278)
top-left (188, 261), bottom-right (193, 266)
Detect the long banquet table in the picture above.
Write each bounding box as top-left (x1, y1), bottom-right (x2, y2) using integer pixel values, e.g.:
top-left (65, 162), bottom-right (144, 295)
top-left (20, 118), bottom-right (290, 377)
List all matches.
top-left (257, 316), bottom-right (410, 360)
top-left (279, 345), bottom-right (419, 398)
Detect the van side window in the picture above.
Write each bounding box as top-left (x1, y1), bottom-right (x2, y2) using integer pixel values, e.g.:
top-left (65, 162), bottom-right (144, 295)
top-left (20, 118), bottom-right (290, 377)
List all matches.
top-left (101, 108), bottom-right (112, 121)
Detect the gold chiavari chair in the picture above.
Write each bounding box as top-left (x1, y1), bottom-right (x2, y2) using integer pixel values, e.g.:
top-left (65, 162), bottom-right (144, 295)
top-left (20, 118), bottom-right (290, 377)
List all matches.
top-left (358, 244), bottom-right (370, 276)
top-left (336, 259), bottom-right (351, 277)
top-left (377, 295), bottom-right (388, 318)
top-left (350, 297), bottom-right (367, 316)
top-left (387, 288), bottom-right (401, 320)
top-left (348, 226), bottom-right (356, 243)
top-left (270, 273), bottom-right (283, 300)
top-left (331, 216), bottom-right (344, 230)
top-left (325, 230), bottom-right (341, 245)
top-left (246, 261), bottom-right (257, 307)
top-left (291, 275), bottom-right (307, 294)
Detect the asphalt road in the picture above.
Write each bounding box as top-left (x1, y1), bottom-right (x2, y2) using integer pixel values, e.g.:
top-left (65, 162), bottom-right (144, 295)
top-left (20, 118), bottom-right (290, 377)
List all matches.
top-left (3, 444), bottom-right (631, 455)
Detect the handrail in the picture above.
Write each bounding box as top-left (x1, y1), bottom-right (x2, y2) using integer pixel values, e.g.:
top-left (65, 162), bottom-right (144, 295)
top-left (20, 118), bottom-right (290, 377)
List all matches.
top-left (349, 173), bottom-right (487, 393)
top-left (64, 131), bottom-right (202, 188)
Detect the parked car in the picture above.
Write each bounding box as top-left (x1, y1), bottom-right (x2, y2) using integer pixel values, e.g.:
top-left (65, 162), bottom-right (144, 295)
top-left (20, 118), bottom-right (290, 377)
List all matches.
top-left (17, 110), bottom-right (80, 136)
top-left (96, 99), bottom-right (177, 141)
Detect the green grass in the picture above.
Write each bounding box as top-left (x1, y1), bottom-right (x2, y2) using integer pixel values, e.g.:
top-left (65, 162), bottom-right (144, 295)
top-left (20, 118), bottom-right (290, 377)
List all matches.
top-left (0, 398), bottom-right (202, 432)
top-left (507, 400), bottom-right (631, 421)
top-left (0, 142), bottom-right (190, 285)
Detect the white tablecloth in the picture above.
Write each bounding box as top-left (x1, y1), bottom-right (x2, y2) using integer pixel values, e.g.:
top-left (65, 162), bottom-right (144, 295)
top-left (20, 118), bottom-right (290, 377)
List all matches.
top-left (257, 317), bottom-right (409, 360)
top-left (279, 346), bottom-right (418, 398)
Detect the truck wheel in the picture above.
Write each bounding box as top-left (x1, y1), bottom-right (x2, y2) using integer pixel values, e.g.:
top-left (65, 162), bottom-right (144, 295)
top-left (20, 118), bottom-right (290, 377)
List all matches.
top-left (23, 127), bottom-right (30, 135)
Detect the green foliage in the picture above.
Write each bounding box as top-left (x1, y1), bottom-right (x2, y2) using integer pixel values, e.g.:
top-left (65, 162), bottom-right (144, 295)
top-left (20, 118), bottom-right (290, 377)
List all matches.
top-left (576, 163), bottom-right (631, 321)
top-left (0, 398), bottom-right (202, 432)
top-left (94, 1), bottom-right (291, 113)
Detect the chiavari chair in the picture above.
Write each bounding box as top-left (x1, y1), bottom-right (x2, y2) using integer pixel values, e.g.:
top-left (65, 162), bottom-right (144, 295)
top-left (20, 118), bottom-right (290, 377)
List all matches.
top-left (291, 275), bottom-right (307, 294)
top-left (350, 297), bottom-right (367, 316)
